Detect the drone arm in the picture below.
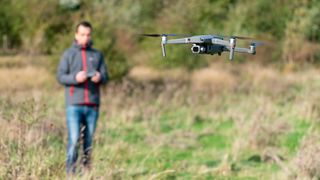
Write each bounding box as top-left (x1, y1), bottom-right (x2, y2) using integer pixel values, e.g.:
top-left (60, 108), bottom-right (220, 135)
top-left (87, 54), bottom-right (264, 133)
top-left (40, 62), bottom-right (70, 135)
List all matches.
top-left (211, 38), bottom-right (230, 46)
top-left (161, 36), bottom-right (167, 57)
top-left (223, 46), bottom-right (255, 54)
top-left (161, 43), bottom-right (166, 57)
top-left (166, 38), bottom-right (187, 44)
top-left (166, 38), bottom-right (203, 44)
top-left (213, 38), bottom-right (237, 60)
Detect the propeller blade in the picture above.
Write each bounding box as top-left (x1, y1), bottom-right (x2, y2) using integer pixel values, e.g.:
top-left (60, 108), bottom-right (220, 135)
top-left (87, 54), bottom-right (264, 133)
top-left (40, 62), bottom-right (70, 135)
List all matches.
top-left (139, 34), bottom-right (162, 37)
top-left (138, 33), bottom-right (189, 37)
top-left (232, 36), bottom-right (254, 40)
top-left (223, 34), bottom-right (272, 46)
top-left (251, 40), bottom-right (272, 46)
top-left (221, 35), bottom-right (254, 40)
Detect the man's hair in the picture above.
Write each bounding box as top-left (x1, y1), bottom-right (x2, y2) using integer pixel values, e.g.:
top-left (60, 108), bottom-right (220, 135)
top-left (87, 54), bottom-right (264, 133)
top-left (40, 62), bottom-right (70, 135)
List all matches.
top-left (76, 21), bottom-right (92, 32)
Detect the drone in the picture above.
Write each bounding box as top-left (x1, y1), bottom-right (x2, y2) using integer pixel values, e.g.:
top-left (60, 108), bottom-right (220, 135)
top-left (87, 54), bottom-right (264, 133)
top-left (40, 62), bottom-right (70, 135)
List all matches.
top-left (140, 33), bottom-right (266, 60)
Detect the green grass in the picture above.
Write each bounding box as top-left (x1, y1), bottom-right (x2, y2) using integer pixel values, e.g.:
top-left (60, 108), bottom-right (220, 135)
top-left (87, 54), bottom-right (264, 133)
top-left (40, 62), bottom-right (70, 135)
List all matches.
top-left (2, 58), bottom-right (320, 179)
top-left (282, 120), bottom-right (311, 153)
top-left (0, 97), bottom-right (298, 179)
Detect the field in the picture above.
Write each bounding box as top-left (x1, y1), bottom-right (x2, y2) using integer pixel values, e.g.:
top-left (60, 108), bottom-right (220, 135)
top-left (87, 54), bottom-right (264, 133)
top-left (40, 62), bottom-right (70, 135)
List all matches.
top-left (1, 56), bottom-right (320, 179)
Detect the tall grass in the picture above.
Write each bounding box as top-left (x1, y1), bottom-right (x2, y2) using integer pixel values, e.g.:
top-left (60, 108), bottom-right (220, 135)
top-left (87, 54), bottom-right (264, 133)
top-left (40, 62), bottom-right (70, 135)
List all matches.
top-left (1, 56), bottom-right (320, 179)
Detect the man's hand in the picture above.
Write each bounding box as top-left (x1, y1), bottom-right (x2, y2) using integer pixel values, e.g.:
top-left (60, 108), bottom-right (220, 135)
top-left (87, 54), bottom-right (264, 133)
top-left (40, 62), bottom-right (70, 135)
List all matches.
top-left (91, 72), bottom-right (101, 83)
top-left (76, 71), bottom-right (87, 83)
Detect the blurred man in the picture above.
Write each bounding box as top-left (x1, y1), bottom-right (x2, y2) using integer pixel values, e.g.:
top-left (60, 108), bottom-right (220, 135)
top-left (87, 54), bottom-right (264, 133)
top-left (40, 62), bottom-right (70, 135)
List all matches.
top-left (57, 21), bottom-right (108, 175)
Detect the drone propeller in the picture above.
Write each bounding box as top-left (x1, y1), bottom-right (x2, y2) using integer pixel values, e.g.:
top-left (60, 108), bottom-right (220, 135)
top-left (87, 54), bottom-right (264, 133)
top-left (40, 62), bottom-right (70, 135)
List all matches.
top-left (225, 35), bottom-right (271, 46)
top-left (139, 33), bottom-right (189, 37)
top-left (227, 36), bottom-right (254, 40)
top-left (250, 40), bottom-right (271, 47)
top-left (234, 36), bottom-right (256, 40)
top-left (139, 33), bottom-right (189, 57)
top-left (215, 34), bottom-right (255, 40)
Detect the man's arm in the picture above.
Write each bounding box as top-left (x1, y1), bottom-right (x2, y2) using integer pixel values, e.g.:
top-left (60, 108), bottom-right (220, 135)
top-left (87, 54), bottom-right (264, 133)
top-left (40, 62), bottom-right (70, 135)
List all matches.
top-left (56, 51), bottom-right (79, 86)
top-left (98, 53), bottom-right (109, 85)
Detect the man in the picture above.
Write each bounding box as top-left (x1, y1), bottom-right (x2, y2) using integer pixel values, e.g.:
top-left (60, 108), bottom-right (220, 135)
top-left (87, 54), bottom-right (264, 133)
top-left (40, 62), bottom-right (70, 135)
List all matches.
top-left (57, 21), bottom-right (108, 174)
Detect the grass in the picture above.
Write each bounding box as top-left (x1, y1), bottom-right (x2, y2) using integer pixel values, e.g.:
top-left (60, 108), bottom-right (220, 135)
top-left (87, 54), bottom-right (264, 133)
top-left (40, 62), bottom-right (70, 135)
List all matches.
top-left (1, 56), bottom-right (320, 179)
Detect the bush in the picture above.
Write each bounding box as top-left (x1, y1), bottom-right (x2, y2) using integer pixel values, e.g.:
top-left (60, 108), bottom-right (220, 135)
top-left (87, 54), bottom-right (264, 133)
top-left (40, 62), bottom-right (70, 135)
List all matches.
top-left (1, 0), bottom-right (320, 78)
top-left (0, 0), bottom-right (23, 48)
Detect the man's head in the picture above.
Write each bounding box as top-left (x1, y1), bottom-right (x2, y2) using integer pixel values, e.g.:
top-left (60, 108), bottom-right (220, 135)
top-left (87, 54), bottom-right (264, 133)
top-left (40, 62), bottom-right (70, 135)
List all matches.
top-left (75, 21), bottom-right (92, 46)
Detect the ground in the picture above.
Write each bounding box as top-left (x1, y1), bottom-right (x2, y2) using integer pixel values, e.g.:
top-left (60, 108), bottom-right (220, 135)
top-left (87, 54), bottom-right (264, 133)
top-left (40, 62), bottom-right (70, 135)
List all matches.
top-left (1, 56), bottom-right (320, 179)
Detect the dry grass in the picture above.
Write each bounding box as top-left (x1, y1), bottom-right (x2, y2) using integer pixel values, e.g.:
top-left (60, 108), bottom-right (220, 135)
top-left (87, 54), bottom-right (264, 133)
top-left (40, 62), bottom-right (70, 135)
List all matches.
top-left (0, 66), bottom-right (53, 92)
top-left (191, 66), bottom-right (237, 93)
top-left (128, 66), bottom-right (189, 82)
top-left (0, 55), bottom-right (54, 92)
top-left (2, 56), bottom-right (320, 179)
top-left (294, 134), bottom-right (320, 179)
top-left (247, 102), bottom-right (291, 150)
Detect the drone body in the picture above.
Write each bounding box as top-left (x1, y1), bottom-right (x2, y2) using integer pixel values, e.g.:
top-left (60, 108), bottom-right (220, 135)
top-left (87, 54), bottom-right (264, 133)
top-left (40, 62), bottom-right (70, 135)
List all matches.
top-left (141, 34), bottom-right (264, 60)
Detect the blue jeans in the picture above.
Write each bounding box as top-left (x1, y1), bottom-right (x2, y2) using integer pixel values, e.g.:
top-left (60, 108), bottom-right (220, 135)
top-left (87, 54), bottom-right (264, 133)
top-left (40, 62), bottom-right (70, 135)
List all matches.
top-left (66, 105), bottom-right (99, 174)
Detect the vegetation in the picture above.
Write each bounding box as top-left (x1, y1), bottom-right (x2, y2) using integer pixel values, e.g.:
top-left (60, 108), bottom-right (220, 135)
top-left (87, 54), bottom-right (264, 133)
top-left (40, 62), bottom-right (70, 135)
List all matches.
top-left (1, 0), bottom-right (320, 179)
top-left (0, 0), bottom-right (320, 78)
top-left (0, 57), bottom-right (320, 179)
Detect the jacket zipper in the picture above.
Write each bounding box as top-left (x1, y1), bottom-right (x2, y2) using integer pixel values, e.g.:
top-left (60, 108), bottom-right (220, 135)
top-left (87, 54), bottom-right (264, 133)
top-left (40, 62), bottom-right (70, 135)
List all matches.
top-left (81, 47), bottom-right (90, 104)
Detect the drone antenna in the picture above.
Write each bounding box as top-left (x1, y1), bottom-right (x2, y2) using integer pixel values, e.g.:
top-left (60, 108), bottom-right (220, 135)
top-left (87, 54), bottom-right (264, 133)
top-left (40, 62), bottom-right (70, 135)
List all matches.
top-left (229, 38), bottom-right (236, 60)
top-left (161, 35), bottom-right (167, 57)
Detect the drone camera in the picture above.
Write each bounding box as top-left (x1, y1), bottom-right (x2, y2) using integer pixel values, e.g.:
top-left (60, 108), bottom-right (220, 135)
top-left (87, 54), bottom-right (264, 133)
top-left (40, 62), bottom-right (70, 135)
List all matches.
top-left (191, 45), bottom-right (200, 53)
top-left (191, 44), bottom-right (206, 54)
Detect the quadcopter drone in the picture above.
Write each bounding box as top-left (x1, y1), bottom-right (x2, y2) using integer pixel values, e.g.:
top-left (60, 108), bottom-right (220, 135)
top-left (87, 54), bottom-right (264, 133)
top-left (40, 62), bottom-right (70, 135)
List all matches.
top-left (140, 34), bottom-right (266, 60)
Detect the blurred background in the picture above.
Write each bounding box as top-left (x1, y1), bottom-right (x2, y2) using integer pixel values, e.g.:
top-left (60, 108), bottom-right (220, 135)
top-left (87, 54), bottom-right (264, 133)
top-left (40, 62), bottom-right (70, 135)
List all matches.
top-left (1, 0), bottom-right (320, 179)
top-left (1, 0), bottom-right (320, 72)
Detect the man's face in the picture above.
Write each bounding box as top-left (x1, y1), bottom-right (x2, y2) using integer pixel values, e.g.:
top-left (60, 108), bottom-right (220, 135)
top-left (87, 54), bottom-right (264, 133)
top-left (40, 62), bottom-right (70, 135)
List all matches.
top-left (75, 25), bottom-right (92, 46)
